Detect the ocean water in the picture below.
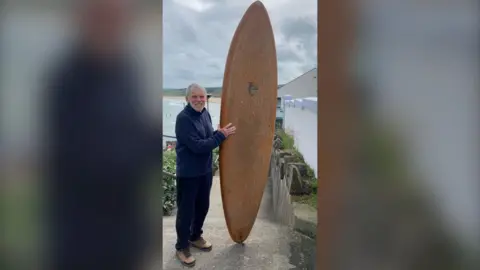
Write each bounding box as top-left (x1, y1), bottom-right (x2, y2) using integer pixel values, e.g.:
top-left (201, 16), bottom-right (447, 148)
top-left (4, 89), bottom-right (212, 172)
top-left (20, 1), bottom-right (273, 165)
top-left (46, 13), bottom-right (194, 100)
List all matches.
top-left (163, 99), bottom-right (221, 140)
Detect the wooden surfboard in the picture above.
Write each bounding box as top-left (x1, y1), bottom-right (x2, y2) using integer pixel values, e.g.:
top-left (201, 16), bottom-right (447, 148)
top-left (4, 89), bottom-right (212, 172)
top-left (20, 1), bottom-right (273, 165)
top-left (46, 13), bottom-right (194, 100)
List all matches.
top-left (219, 1), bottom-right (278, 243)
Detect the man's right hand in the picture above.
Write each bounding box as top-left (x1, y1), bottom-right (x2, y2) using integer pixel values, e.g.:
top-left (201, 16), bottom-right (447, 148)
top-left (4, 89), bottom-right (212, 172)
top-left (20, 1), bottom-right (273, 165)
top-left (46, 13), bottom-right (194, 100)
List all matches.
top-left (219, 123), bottom-right (236, 138)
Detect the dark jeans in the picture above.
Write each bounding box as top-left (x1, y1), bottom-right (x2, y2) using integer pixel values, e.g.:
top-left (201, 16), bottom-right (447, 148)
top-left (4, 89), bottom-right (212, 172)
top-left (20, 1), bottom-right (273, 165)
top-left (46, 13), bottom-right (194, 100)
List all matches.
top-left (175, 172), bottom-right (213, 250)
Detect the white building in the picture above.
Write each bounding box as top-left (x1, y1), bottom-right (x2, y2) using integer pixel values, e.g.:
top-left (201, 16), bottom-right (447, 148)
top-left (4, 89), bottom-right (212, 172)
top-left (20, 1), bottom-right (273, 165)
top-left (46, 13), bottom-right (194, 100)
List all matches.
top-left (278, 68), bottom-right (317, 99)
top-left (277, 67), bottom-right (318, 177)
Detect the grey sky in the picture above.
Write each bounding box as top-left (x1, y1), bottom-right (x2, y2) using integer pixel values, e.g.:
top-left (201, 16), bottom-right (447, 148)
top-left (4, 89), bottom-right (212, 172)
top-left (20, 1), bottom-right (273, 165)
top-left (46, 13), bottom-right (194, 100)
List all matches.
top-left (163, 0), bottom-right (317, 88)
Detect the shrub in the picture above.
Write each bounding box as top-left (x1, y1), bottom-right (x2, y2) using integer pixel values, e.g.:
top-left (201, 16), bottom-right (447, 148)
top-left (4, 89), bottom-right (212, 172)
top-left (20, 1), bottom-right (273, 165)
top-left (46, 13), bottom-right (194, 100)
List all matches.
top-left (276, 129), bottom-right (318, 209)
top-left (276, 129), bottom-right (295, 150)
top-left (162, 147), bottom-right (221, 215)
top-left (162, 150), bottom-right (177, 215)
top-left (276, 129), bottom-right (317, 184)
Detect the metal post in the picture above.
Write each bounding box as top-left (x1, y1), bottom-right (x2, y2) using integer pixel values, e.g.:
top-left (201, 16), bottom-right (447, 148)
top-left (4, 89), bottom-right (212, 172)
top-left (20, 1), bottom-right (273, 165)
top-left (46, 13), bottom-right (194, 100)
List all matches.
top-left (207, 93), bottom-right (212, 110)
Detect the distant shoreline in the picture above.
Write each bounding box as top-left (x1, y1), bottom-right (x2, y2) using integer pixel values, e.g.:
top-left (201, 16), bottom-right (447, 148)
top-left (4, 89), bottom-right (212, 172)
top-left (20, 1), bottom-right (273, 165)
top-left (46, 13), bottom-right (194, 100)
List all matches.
top-left (163, 96), bottom-right (222, 104)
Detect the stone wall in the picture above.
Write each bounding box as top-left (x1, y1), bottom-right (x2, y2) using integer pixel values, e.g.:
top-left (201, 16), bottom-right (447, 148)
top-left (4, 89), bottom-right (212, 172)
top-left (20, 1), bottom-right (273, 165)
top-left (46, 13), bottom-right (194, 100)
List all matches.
top-left (268, 136), bottom-right (317, 238)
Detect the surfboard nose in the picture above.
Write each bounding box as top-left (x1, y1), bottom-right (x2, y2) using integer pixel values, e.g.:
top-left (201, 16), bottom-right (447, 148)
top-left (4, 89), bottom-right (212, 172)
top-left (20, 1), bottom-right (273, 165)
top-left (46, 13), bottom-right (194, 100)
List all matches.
top-left (253, 0), bottom-right (264, 7)
top-left (246, 0), bottom-right (267, 14)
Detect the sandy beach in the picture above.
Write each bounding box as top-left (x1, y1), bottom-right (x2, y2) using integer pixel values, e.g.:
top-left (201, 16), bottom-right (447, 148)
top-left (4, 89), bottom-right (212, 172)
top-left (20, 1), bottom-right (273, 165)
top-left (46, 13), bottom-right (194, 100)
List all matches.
top-left (163, 96), bottom-right (222, 104)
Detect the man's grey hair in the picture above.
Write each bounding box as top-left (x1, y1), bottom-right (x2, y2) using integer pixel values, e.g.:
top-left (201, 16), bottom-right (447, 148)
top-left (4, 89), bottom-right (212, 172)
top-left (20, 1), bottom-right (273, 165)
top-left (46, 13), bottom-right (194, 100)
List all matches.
top-left (185, 83), bottom-right (207, 97)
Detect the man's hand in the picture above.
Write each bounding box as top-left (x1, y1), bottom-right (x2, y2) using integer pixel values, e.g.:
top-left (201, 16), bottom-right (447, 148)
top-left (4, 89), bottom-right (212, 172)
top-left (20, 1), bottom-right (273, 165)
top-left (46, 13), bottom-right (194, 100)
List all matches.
top-left (218, 123), bottom-right (236, 138)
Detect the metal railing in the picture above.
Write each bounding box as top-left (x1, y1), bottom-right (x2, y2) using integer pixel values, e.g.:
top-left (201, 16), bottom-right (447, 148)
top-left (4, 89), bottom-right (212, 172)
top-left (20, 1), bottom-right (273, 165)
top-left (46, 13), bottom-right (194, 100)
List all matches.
top-left (163, 135), bottom-right (176, 140)
top-left (163, 134), bottom-right (177, 177)
top-left (162, 134), bottom-right (220, 178)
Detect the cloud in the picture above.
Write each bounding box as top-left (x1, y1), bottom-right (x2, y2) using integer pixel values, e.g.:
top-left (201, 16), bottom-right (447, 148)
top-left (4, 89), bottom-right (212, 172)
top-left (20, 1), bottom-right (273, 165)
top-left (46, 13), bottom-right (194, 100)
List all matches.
top-left (163, 0), bottom-right (317, 88)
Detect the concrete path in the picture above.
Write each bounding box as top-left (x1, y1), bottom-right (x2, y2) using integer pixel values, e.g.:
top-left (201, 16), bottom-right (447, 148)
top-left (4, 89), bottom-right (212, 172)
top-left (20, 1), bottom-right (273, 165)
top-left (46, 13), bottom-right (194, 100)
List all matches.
top-left (162, 175), bottom-right (316, 269)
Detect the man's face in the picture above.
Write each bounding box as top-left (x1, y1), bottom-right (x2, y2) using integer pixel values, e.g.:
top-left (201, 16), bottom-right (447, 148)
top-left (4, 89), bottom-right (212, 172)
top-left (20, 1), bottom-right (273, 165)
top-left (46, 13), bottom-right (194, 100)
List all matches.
top-left (187, 87), bottom-right (207, 112)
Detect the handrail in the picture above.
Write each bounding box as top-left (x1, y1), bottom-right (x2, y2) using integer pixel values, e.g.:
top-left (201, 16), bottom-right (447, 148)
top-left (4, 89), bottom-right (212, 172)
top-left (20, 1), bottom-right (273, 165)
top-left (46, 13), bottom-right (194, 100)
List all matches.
top-left (163, 135), bottom-right (176, 177)
top-left (162, 134), bottom-right (218, 178)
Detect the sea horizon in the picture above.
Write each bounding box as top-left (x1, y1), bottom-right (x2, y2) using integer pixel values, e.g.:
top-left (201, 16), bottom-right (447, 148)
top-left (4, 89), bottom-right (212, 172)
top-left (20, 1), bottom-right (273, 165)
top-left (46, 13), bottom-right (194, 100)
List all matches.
top-left (162, 98), bottom-right (221, 141)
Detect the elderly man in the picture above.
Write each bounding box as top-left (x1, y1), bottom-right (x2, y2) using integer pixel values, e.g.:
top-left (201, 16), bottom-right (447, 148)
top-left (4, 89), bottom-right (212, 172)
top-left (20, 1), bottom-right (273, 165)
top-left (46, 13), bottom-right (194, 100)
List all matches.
top-left (174, 83), bottom-right (236, 267)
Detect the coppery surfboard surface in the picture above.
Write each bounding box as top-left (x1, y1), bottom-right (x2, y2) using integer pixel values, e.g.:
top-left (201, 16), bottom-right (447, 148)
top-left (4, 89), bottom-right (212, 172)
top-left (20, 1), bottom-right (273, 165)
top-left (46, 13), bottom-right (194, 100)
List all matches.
top-left (219, 1), bottom-right (278, 243)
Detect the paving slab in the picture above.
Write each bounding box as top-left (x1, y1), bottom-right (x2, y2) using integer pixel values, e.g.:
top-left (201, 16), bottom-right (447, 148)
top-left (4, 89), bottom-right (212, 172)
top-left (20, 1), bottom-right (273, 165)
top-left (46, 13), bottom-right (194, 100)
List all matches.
top-left (162, 175), bottom-right (316, 269)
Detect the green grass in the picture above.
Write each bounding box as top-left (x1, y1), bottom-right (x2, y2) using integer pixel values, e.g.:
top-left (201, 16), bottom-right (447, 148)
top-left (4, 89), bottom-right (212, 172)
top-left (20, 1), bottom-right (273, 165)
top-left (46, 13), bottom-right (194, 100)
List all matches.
top-left (276, 129), bottom-right (318, 209)
top-left (277, 129), bottom-right (295, 150)
top-left (291, 194), bottom-right (317, 209)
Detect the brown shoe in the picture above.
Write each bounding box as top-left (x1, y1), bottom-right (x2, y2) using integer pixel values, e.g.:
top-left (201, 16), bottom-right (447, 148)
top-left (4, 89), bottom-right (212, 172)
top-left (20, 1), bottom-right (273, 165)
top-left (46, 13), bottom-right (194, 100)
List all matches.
top-left (189, 236), bottom-right (213, 251)
top-left (176, 248), bottom-right (195, 267)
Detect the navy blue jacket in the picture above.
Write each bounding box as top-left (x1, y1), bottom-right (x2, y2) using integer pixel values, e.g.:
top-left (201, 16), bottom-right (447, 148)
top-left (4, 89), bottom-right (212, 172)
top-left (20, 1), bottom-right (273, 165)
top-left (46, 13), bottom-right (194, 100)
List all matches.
top-left (175, 104), bottom-right (226, 177)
